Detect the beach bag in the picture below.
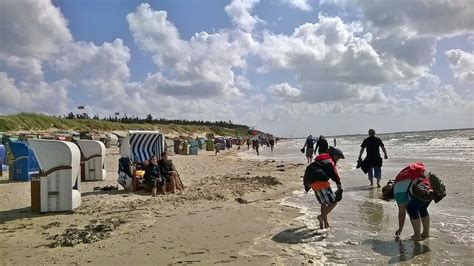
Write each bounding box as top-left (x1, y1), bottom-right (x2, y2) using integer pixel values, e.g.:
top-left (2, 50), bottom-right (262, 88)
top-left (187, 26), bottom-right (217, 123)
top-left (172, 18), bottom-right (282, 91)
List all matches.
top-left (428, 173), bottom-right (446, 203)
top-left (303, 161), bottom-right (329, 186)
top-left (409, 177), bottom-right (433, 202)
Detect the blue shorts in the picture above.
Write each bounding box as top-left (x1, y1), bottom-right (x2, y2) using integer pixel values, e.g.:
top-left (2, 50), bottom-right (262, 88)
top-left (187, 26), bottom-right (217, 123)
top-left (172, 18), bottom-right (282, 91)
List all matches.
top-left (407, 197), bottom-right (431, 220)
top-left (368, 165), bottom-right (382, 180)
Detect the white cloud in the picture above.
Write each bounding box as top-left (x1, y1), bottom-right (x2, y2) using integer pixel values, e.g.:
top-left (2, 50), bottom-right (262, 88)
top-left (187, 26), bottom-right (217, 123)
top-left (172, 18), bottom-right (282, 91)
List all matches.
top-left (0, 55), bottom-right (43, 81)
top-left (353, 0), bottom-right (474, 37)
top-left (280, 0), bottom-right (312, 11)
top-left (259, 15), bottom-right (425, 86)
top-left (224, 0), bottom-right (263, 32)
top-left (267, 83), bottom-right (301, 97)
top-left (0, 73), bottom-right (21, 108)
top-left (127, 3), bottom-right (256, 98)
top-left (257, 15), bottom-right (429, 106)
top-left (0, 0), bottom-right (72, 60)
top-left (445, 49), bottom-right (474, 83)
top-left (53, 39), bottom-right (131, 96)
top-left (0, 72), bottom-right (71, 114)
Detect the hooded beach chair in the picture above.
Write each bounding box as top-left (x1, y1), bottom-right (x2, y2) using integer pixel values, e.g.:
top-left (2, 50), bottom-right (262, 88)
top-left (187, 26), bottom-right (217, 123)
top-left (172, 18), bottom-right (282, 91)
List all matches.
top-left (189, 140), bottom-right (199, 155)
top-left (119, 131), bottom-right (164, 191)
top-left (8, 141), bottom-right (40, 181)
top-left (77, 140), bottom-right (107, 181)
top-left (120, 131), bottom-right (165, 163)
top-left (165, 139), bottom-right (175, 156)
top-left (28, 139), bottom-right (81, 213)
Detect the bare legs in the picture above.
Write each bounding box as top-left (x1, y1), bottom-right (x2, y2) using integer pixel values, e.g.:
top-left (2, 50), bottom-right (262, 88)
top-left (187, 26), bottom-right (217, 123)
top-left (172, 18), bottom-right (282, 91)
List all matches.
top-left (317, 203), bottom-right (337, 229)
top-left (395, 203), bottom-right (407, 240)
top-left (421, 215), bottom-right (430, 239)
top-left (410, 218), bottom-right (423, 241)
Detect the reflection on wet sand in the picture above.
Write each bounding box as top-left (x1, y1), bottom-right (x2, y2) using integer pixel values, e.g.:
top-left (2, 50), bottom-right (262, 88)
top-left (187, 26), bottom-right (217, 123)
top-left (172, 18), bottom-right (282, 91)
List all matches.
top-left (359, 189), bottom-right (385, 232)
top-left (363, 239), bottom-right (431, 264)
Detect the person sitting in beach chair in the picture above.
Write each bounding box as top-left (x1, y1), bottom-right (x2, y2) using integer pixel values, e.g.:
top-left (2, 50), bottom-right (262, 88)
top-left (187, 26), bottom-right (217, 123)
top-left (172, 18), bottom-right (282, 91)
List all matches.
top-left (159, 151), bottom-right (184, 193)
top-left (144, 155), bottom-right (165, 197)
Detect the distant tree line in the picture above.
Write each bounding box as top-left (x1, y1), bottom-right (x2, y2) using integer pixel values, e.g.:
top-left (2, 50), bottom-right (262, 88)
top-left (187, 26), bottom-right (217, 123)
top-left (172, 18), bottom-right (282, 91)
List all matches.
top-left (63, 112), bottom-right (250, 129)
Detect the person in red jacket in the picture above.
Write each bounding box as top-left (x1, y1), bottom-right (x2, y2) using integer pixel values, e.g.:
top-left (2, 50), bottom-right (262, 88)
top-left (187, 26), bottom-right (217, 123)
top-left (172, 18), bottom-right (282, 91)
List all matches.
top-left (304, 146), bottom-right (344, 229)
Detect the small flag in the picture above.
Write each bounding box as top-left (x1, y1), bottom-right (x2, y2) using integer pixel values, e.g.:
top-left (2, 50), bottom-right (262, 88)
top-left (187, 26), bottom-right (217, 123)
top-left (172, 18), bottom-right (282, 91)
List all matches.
top-left (114, 112), bottom-right (120, 116)
top-left (77, 105), bottom-right (85, 110)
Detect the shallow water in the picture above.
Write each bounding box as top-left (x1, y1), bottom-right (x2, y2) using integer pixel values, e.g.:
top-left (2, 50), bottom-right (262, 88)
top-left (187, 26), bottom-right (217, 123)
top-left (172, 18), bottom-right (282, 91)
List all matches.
top-left (239, 129), bottom-right (474, 264)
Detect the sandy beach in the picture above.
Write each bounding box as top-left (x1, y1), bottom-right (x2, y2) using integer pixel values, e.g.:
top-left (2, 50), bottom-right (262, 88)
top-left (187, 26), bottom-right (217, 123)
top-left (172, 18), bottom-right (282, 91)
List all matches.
top-left (0, 145), bottom-right (315, 265)
top-left (2, 133), bottom-right (473, 265)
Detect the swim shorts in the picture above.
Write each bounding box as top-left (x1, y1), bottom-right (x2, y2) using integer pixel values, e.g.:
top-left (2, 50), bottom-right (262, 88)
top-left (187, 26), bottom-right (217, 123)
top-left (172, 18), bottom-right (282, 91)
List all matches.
top-left (314, 187), bottom-right (336, 205)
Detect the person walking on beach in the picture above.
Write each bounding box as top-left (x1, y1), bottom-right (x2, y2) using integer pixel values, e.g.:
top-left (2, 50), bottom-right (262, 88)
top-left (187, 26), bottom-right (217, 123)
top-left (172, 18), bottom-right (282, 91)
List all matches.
top-left (303, 146), bottom-right (345, 229)
top-left (214, 139), bottom-right (221, 155)
top-left (315, 135), bottom-right (328, 155)
top-left (255, 139), bottom-right (260, 156)
top-left (302, 135), bottom-right (316, 164)
top-left (358, 129), bottom-right (388, 187)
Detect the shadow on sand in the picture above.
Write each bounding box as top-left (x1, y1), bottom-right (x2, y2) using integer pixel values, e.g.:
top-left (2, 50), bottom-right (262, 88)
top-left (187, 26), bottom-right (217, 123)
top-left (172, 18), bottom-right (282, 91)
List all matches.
top-left (363, 239), bottom-right (431, 264)
top-left (272, 226), bottom-right (326, 244)
top-left (0, 207), bottom-right (72, 224)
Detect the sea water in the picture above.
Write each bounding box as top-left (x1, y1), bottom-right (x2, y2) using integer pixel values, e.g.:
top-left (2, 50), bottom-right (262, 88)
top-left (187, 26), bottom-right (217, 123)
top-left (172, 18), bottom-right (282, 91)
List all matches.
top-left (239, 129), bottom-right (474, 264)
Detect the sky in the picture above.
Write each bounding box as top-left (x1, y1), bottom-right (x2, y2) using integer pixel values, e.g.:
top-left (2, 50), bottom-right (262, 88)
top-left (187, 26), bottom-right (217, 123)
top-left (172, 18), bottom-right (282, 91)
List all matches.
top-left (0, 0), bottom-right (473, 137)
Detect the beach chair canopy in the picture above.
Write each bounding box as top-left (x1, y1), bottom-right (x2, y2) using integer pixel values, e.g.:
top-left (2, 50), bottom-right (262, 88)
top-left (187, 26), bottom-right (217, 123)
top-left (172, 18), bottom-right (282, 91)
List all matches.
top-left (120, 131), bottom-right (164, 163)
top-left (106, 133), bottom-right (119, 146)
top-left (9, 141), bottom-right (40, 181)
top-left (28, 139), bottom-right (81, 212)
top-left (77, 140), bottom-right (106, 181)
top-left (0, 144), bottom-right (5, 164)
top-left (165, 139), bottom-right (175, 155)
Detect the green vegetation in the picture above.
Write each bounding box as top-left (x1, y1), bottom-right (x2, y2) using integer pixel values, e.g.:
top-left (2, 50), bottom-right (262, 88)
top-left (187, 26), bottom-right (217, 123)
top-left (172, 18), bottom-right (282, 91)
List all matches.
top-left (0, 113), bottom-right (252, 137)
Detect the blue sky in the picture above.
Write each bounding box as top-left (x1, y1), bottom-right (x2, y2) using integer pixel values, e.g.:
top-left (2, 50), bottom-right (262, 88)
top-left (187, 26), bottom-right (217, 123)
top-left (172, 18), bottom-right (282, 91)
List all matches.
top-left (0, 0), bottom-right (473, 136)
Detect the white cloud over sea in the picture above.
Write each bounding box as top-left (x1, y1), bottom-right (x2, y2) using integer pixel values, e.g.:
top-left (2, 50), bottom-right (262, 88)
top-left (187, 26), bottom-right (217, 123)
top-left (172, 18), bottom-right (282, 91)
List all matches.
top-left (0, 0), bottom-right (472, 135)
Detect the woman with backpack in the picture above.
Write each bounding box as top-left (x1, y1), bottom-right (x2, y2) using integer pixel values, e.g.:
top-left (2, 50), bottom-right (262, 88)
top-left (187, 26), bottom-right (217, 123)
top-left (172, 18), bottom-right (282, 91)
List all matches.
top-left (382, 162), bottom-right (446, 241)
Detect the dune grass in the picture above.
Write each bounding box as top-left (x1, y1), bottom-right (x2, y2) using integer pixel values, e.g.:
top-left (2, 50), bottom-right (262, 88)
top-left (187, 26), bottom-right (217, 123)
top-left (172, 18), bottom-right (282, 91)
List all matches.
top-left (0, 113), bottom-right (250, 137)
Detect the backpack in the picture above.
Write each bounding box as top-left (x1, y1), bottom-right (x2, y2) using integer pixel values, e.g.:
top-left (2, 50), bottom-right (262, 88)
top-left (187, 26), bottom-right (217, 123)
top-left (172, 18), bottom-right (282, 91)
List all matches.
top-left (303, 161), bottom-right (330, 186)
top-left (395, 162), bottom-right (425, 182)
top-left (428, 173), bottom-right (446, 203)
top-left (409, 177), bottom-right (433, 202)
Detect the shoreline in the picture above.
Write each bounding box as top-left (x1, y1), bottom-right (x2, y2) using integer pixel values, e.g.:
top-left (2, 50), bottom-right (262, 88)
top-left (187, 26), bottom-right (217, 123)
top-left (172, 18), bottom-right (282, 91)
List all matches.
top-left (1, 146), bottom-right (314, 265)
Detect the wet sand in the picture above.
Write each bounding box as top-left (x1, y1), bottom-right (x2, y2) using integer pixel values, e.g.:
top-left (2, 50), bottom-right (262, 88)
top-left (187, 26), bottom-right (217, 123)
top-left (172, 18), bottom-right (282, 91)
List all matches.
top-left (281, 155), bottom-right (474, 265)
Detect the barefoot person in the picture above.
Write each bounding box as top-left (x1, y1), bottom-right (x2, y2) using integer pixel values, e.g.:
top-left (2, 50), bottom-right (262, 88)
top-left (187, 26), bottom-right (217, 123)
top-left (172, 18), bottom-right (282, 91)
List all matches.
top-left (303, 146), bottom-right (345, 229)
top-left (358, 129), bottom-right (388, 187)
top-left (301, 135), bottom-right (316, 164)
top-left (382, 162), bottom-right (446, 241)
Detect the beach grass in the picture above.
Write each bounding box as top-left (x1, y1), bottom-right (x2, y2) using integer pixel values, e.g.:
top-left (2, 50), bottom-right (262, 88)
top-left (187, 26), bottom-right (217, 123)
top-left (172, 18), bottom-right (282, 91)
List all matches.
top-left (0, 113), bottom-right (250, 136)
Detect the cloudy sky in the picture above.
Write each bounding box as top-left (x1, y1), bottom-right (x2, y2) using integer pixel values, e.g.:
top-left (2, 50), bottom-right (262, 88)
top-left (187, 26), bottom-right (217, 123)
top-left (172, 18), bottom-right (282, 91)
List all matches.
top-left (0, 0), bottom-right (473, 136)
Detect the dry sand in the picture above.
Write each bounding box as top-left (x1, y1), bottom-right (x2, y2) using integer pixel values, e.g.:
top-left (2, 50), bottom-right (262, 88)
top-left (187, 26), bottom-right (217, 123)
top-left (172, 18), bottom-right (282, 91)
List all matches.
top-left (0, 146), bottom-right (316, 265)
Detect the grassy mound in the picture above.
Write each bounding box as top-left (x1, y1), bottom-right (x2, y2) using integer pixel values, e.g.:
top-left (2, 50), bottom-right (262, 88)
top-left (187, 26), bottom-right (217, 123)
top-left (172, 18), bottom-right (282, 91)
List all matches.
top-left (0, 113), bottom-right (250, 137)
